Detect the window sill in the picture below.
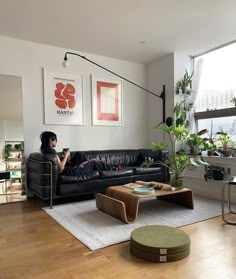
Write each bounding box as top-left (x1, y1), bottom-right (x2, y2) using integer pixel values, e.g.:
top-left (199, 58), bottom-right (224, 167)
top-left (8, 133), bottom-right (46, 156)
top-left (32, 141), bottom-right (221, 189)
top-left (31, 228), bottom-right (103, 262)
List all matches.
top-left (202, 156), bottom-right (236, 164)
top-left (194, 107), bottom-right (236, 120)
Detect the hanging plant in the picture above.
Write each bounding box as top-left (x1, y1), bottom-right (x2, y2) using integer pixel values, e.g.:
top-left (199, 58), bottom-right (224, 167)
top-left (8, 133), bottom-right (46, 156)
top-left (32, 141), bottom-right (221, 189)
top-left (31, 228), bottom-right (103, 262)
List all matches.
top-left (174, 97), bottom-right (194, 127)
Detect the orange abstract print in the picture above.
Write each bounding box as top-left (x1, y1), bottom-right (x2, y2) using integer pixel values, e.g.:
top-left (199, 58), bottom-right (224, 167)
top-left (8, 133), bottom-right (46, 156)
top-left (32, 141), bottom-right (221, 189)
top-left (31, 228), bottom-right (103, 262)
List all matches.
top-left (97, 81), bottom-right (119, 121)
top-left (54, 82), bottom-right (76, 109)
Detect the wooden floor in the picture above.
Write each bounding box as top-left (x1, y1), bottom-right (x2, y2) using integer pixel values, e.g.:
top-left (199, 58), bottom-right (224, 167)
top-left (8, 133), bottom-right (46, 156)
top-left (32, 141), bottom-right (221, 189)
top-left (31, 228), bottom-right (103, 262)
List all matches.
top-left (1, 199), bottom-right (236, 279)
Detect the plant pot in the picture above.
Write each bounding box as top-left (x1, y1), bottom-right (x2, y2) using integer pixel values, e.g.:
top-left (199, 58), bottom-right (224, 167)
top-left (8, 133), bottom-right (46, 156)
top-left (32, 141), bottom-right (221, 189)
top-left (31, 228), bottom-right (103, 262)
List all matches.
top-left (221, 150), bottom-right (232, 157)
top-left (170, 174), bottom-right (184, 189)
top-left (204, 166), bottom-right (225, 181)
top-left (207, 151), bottom-right (213, 156)
top-left (232, 150), bottom-right (236, 157)
top-left (212, 170), bottom-right (225, 180)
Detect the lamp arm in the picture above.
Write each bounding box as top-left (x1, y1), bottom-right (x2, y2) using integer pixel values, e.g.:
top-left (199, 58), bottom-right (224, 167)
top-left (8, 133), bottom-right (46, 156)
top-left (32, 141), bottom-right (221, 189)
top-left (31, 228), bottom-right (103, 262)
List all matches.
top-left (64, 51), bottom-right (166, 123)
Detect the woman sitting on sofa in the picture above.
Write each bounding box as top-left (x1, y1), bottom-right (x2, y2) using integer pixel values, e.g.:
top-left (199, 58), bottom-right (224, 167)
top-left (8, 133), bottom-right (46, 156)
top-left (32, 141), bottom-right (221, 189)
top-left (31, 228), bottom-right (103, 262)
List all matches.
top-left (40, 131), bottom-right (111, 175)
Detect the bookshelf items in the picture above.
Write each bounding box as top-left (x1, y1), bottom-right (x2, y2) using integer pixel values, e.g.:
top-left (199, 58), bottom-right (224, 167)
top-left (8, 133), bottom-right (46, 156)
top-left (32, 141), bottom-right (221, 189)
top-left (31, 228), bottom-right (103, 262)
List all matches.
top-left (4, 141), bottom-right (25, 194)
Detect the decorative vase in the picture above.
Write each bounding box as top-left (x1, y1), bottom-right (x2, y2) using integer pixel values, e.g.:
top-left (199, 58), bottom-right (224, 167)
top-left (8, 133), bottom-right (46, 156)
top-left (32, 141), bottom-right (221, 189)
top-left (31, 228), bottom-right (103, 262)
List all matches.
top-left (170, 173), bottom-right (184, 189)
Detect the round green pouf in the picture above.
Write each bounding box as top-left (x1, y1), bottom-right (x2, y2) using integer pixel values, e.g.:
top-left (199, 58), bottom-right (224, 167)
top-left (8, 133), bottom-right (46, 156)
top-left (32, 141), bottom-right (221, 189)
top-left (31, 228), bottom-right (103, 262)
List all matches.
top-left (130, 225), bottom-right (190, 262)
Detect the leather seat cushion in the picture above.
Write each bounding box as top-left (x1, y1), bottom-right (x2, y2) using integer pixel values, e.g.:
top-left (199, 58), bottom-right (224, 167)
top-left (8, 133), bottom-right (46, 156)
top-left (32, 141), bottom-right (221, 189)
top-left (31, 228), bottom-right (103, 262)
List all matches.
top-left (59, 171), bottom-right (100, 184)
top-left (100, 169), bottom-right (134, 179)
top-left (134, 167), bottom-right (162, 175)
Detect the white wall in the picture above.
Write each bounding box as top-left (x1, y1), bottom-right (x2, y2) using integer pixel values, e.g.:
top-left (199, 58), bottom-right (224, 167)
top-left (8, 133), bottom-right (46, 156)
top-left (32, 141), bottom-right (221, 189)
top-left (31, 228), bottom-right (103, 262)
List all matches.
top-left (174, 53), bottom-right (192, 83)
top-left (0, 35), bottom-right (148, 156)
top-left (4, 120), bottom-right (24, 140)
top-left (146, 53), bottom-right (175, 147)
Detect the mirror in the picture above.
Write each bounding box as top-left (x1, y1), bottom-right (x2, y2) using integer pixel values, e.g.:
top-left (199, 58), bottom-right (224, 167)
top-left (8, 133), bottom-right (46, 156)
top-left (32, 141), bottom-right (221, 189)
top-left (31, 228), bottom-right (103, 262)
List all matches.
top-left (0, 74), bottom-right (25, 203)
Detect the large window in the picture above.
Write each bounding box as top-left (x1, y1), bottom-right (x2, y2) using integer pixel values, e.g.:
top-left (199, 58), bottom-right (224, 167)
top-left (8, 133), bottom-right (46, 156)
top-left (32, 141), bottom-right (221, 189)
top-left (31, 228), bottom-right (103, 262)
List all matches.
top-left (197, 117), bottom-right (236, 142)
top-left (194, 43), bottom-right (236, 139)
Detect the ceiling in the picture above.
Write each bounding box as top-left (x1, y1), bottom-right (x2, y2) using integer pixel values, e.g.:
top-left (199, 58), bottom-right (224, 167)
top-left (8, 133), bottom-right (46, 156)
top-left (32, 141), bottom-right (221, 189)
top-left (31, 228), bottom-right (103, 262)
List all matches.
top-left (0, 0), bottom-right (236, 64)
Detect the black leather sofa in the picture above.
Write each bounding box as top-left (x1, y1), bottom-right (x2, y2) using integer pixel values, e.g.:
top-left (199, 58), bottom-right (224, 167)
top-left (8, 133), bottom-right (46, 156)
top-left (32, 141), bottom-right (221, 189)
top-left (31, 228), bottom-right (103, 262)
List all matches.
top-left (27, 149), bottom-right (169, 207)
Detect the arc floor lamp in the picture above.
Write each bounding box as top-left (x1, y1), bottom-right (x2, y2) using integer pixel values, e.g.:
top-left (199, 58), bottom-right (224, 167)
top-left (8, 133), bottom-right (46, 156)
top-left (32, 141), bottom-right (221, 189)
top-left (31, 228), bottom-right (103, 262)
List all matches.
top-left (63, 52), bottom-right (166, 124)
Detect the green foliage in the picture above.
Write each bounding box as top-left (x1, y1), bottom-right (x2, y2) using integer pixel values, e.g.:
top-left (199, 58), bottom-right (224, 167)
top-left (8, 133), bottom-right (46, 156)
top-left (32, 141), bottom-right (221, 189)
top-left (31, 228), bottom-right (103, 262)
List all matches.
top-left (15, 143), bottom-right (23, 150)
top-left (204, 165), bottom-right (225, 181)
top-left (141, 157), bottom-right (158, 167)
top-left (153, 123), bottom-right (189, 143)
top-left (152, 123), bottom-right (191, 180)
top-left (186, 133), bottom-right (208, 154)
top-left (174, 98), bottom-right (194, 127)
top-left (166, 152), bottom-right (191, 176)
top-left (197, 129), bottom-right (218, 153)
top-left (176, 70), bottom-right (193, 94)
top-left (215, 130), bottom-right (234, 149)
top-left (3, 144), bottom-right (12, 160)
top-left (152, 141), bottom-right (168, 151)
top-left (152, 101), bottom-right (210, 187)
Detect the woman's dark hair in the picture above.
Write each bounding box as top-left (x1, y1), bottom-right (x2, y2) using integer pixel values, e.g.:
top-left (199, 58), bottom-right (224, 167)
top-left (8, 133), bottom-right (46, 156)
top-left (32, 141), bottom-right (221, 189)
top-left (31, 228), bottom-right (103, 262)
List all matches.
top-left (40, 131), bottom-right (57, 154)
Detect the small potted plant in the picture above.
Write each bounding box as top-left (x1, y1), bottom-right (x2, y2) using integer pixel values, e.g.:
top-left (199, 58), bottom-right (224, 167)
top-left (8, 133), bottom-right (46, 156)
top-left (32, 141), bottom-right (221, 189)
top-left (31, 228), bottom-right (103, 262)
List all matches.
top-left (230, 97), bottom-right (236, 107)
top-left (176, 70), bottom-right (193, 95)
top-left (186, 133), bottom-right (208, 155)
top-left (15, 143), bottom-right (23, 150)
top-left (197, 128), bottom-right (218, 156)
top-left (215, 130), bottom-right (234, 157)
top-left (204, 165), bottom-right (225, 181)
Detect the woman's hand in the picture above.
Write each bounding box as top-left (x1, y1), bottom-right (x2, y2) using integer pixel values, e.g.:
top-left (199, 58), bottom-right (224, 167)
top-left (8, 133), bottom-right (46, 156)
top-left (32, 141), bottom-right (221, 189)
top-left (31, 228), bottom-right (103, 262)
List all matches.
top-left (63, 149), bottom-right (70, 159)
top-left (57, 149), bottom-right (70, 173)
top-left (61, 149), bottom-right (70, 159)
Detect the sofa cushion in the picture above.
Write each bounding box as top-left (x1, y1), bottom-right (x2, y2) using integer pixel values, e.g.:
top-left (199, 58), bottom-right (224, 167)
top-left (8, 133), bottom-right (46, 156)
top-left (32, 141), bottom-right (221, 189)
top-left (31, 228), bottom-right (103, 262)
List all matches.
top-left (100, 169), bottom-right (134, 179)
top-left (134, 167), bottom-right (162, 175)
top-left (81, 150), bottom-right (140, 166)
top-left (59, 171), bottom-right (100, 184)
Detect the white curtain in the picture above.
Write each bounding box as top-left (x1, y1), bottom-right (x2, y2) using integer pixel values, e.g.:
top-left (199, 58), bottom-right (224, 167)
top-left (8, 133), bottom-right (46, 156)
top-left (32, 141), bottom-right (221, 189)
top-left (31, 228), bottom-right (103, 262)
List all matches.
top-left (188, 58), bottom-right (205, 132)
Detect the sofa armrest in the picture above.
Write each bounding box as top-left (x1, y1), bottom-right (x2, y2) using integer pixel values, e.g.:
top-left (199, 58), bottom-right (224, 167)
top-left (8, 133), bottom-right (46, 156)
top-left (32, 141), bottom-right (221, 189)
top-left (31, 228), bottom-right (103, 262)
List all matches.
top-left (27, 152), bottom-right (59, 206)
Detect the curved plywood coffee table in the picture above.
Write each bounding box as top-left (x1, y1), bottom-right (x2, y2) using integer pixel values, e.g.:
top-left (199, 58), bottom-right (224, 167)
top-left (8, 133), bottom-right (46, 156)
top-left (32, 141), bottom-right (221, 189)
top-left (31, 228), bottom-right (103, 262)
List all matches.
top-left (96, 181), bottom-right (194, 224)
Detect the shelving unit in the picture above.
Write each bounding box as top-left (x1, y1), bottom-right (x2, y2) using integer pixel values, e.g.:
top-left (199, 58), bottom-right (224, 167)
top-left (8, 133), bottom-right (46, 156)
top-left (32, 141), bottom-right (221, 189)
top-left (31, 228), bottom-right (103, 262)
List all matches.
top-left (4, 141), bottom-right (24, 194)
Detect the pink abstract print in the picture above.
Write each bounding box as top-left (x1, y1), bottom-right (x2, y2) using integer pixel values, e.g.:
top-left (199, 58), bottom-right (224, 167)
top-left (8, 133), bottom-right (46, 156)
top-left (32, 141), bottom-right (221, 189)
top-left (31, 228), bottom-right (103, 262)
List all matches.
top-left (54, 82), bottom-right (76, 109)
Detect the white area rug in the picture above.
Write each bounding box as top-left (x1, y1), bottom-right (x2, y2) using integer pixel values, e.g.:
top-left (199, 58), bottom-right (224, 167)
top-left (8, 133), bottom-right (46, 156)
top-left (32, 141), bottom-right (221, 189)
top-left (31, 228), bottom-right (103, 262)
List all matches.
top-left (43, 196), bottom-right (223, 250)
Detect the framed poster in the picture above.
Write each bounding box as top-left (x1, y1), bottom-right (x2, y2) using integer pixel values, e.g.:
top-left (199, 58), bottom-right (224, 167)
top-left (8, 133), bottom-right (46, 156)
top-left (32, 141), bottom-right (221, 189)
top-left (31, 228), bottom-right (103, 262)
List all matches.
top-left (43, 68), bottom-right (84, 125)
top-left (91, 75), bottom-right (123, 126)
